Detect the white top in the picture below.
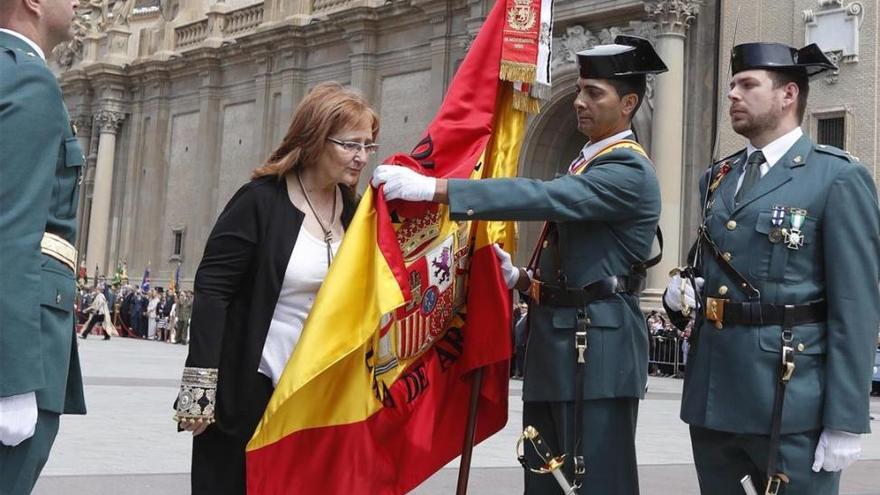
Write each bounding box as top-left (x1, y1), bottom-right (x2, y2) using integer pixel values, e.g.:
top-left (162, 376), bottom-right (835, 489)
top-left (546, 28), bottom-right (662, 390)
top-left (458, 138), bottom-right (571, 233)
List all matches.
top-left (569, 129), bottom-right (634, 174)
top-left (258, 227), bottom-right (341, 386)
top-left (0, 28), bottom-right (45, 60)
top-left (147, 297), bottom-right (159, 318)
top-left (736, 127), bottom-right (803, 193)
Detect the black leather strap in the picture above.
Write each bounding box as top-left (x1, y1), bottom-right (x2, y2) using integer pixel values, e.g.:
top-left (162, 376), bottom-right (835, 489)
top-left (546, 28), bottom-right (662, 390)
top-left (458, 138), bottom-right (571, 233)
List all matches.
top-left (718, 300), bottom-right (826, 326)
top-left (539, 274), bottom-right (645, 308)
top-left (699, 227), bottom-right (760, 300)
top-left (571, 310), bottom-right (588, 489)
top-left (632, 226), bottom-right (663, 273)
top-left (765, 308), bottom-right (799, 494)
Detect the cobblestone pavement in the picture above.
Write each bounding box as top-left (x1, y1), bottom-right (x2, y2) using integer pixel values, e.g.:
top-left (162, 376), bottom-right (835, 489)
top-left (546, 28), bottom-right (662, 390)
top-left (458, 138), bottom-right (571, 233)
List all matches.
top-left (33, 338), bottom-right (880, 494)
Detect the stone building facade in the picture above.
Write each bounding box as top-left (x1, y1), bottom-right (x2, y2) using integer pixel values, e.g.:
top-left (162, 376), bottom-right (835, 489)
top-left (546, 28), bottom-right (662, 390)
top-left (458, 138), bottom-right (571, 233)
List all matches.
top-left (57, 0), bottom-right (875, 305)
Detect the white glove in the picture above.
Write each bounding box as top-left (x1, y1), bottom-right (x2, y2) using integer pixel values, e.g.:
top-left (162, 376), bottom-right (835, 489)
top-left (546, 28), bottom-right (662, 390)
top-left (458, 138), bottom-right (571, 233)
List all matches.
top-left (812, 429), bottom-right (861, 472)
top-left (492, 244), bottom-right (519, 289)
top-left (663, 274), bottom-right (704, 314)
top-left (371, 165), bottom-right (436, 202)
top-left (0, 392), bottom-right (38, 446)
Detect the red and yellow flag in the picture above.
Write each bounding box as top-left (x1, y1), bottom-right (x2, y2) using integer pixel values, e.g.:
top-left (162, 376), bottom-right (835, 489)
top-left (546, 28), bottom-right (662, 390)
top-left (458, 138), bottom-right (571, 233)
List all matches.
top-left (246, 1), bottom-right (545, 492)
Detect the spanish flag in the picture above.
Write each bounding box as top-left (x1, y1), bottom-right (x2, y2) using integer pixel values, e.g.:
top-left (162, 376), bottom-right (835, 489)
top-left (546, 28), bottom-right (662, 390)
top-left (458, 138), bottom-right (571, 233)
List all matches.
top-left (246, 0), bottom-right (548, 492)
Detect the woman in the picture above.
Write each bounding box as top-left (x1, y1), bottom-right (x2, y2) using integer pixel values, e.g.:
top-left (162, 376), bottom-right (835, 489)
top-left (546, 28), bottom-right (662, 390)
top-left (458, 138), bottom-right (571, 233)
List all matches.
top-left (79, 287), bottom-right (117, 340)
top-left (156, 290), bottom-right (174, 342)
top-left (173, 82), bottom-right (379, 495)
top-left (146, 289), bottom-right (159, 340)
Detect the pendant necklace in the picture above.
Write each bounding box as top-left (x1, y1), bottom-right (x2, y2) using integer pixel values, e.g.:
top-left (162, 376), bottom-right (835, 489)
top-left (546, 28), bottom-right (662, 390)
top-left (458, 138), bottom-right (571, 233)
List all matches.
top-left (297, 171), bottom-right (337, 265)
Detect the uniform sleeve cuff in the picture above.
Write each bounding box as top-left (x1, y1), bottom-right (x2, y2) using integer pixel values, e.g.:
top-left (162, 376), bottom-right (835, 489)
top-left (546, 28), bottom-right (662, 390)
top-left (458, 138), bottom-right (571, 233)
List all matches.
top-left (174, 367), bottom-right (218, 424)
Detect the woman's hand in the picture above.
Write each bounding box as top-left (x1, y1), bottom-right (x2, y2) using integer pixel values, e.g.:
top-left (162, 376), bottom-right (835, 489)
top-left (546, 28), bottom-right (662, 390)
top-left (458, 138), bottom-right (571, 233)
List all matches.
top-left (178, 418), bottom-right (211, 436)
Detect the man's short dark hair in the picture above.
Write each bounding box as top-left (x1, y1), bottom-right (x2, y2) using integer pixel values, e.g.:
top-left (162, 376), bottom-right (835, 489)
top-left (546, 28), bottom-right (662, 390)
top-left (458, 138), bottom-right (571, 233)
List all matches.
top-left (607, 75), bottom-right (647, 118)
top-left (768, 70), bottom-right (810, 123)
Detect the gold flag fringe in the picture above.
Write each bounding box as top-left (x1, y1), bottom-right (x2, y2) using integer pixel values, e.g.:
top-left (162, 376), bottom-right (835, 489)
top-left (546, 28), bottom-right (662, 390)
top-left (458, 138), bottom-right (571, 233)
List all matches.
top-left (500, 61), bottom-right (537, 84)
top-left (512, 90), bottom-right (542, 114)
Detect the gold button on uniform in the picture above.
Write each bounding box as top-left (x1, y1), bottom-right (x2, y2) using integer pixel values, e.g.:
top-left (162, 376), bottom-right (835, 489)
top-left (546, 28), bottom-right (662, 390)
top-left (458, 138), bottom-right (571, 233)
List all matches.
top-left (797, 343), bottom-right (805, 352)
top-left (722, 252), bottom-right (732, 262)
top-left (466, 209), bottom-right (474, 216)
top-left (726, 220), bottom-right (737, 231)
top-left (718, 285), bottom-right (728, 296)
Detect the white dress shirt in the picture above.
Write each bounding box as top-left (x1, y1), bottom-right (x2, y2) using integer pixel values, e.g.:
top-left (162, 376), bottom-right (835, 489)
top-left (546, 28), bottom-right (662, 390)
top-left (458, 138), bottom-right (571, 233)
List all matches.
top-left (735, 127), bottom-right (803, 193)
top-left (0, 28), bottom-right (45, 60)
top-left (568, 129), bottom-right (635, 174)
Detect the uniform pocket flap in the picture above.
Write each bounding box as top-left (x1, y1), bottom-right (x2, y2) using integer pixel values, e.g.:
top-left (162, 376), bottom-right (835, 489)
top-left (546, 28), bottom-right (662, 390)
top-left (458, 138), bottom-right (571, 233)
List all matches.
top-left (551, 309), bottom-right (577, 329)
top-left (754, 210), bottom-right (816, 245)
top-left (41, 266), bottom-right (75, 313)
top-left (754, 211), bottom-right (772, 234)
top-left (758, 322), bottom-right (827, 355)
top-left (65, 137), bottom-right (84, 168)
top-left (586, 300), bottom-right (624, 328)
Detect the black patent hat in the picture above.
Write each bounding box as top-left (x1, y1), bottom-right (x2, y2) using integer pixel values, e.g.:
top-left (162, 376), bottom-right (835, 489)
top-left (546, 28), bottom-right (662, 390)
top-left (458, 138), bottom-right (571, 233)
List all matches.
top-left (731, 42), bottom-right (836, 78)
top-left (576, 35), bottom-right (669, 79)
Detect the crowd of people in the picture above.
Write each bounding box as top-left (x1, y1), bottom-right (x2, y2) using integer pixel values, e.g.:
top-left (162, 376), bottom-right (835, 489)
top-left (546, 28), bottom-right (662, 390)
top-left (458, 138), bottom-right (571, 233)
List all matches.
top-left (74, 283), bottom-right (193, 345)
top-left (646, 310), bottom-right (693, 378)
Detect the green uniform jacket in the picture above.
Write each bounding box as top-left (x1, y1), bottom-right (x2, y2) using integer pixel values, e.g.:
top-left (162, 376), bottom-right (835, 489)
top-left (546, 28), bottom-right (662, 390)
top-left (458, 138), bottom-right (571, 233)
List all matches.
top-left (680, 135), bottom-right (880, 435)
top-left (448, 146), bottom-right (661, 401)
top-left (0, 32), bottom-right (86, 414)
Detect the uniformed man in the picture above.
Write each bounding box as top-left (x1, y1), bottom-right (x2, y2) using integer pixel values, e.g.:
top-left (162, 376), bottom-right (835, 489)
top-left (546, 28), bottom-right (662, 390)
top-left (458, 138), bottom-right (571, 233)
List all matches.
top-left (664, 42), bottom-right (880, 494)
top-left (0, 1), bottom-right (87, 493)
top-left (373, 35), bottom-right (666, 495)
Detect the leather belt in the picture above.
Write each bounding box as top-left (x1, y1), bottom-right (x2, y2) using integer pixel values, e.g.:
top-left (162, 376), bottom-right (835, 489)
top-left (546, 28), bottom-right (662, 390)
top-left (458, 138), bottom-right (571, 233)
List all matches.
top-left (537, 274), bottom-right (645, 308)
top-left (41, 232), bottom-right (77, 272)
top-left (704, 298), bottom-right (826, 328)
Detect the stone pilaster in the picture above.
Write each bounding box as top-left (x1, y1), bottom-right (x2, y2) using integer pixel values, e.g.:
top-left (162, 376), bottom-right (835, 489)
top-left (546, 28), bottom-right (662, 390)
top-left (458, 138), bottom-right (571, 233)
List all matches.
top-left (195, 58), bottom-right (223, 250)
top-left (342, 18), bottom-right (380, 106)
top-left (645, 0), bottom-right (701, 298)
top-left (427, 11), bottom-right (452, 111)
top-left (86, 110), bottom-right (126, 275)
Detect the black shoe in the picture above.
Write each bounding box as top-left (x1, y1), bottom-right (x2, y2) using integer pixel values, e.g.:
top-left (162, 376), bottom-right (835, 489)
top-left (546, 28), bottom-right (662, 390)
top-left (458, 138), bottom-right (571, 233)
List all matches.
top-left (79, 334), bottom-right (87, 339)
top-left (103, 335), bottom-right (111, 341)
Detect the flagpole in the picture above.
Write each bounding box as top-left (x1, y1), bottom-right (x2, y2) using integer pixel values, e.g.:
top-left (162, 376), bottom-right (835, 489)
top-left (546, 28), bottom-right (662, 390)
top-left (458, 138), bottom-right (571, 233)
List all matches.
top-left (455, 366), bottom-right (484, 495)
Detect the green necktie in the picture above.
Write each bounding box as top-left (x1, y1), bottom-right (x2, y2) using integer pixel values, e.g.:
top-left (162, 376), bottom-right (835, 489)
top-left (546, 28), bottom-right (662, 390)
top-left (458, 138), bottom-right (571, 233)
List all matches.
top-left (735, 150), bottom-right (765, 204)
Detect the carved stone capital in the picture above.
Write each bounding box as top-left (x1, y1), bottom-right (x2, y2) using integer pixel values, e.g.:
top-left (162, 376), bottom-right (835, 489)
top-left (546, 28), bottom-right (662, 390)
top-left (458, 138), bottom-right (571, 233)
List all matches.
top-left (94, 110), bottom-right (126, 134)
top-left (550, 21), bottom-right (658, 73)
top-left (645, 0), bottom-right (701, 36)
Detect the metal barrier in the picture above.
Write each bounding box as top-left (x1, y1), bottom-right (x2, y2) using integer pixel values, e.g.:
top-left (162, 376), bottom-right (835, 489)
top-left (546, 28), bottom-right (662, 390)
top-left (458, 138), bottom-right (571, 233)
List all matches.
top-left (649, 334), bottom-right (684, 376)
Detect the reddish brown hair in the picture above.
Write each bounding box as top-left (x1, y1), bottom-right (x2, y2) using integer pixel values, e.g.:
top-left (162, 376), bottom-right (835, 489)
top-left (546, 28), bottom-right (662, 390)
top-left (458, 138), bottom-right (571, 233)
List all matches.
top-left (252, 82), bottom-right (379, 180)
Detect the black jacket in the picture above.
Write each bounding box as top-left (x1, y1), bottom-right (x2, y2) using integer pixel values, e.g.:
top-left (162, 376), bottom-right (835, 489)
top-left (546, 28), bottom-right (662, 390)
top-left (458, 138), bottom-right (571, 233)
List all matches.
top-left (184, 176), bottom-right (356, 439)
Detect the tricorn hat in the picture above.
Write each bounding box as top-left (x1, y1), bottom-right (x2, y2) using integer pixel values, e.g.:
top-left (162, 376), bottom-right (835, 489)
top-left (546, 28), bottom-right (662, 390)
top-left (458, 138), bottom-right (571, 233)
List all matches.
top-left (576, 35), bottom-right (668, 79)
top-left (731, 42), bottom-right (836, 78)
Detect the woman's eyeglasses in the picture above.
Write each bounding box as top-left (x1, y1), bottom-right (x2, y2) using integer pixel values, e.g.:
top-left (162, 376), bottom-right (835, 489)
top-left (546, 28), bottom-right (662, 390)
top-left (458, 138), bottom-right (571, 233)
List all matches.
top-left (327, 137), bottom-right (379, 155)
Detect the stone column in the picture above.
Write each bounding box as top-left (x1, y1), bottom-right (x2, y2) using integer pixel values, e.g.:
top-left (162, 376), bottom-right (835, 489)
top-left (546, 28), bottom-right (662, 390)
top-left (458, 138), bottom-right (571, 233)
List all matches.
top-left (645, 0), bottom-right (700, 297)
top-left (85, 110), bottom-right (125, 275)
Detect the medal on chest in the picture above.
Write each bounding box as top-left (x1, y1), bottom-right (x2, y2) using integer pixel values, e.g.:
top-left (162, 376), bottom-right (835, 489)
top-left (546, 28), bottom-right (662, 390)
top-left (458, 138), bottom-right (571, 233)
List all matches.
top-left (783, 208), bottom-right (807, 250)
top-left (768, 205), bottom-right (785, 243)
